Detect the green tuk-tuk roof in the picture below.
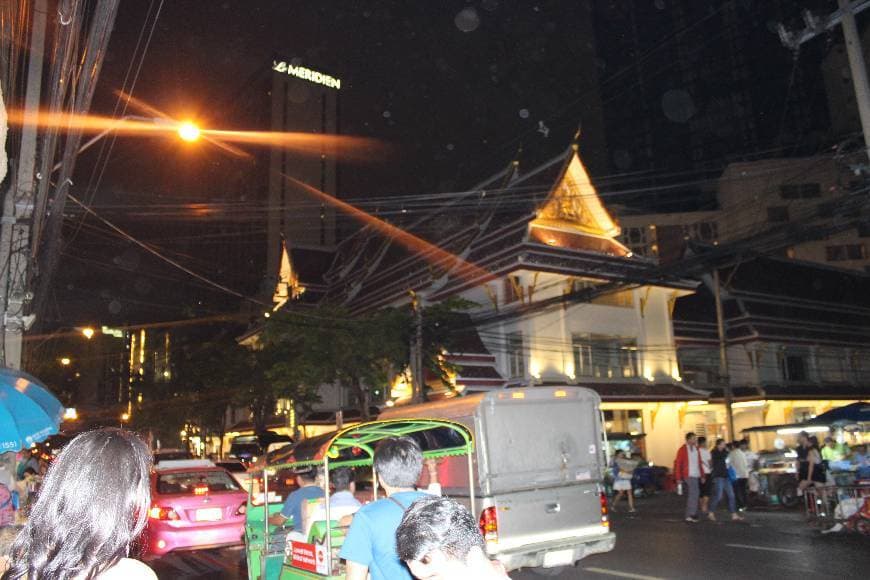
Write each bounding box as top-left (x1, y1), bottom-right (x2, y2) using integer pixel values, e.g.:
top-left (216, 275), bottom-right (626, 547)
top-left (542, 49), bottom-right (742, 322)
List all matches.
top-left (267, 418), bottom-right (473, 471)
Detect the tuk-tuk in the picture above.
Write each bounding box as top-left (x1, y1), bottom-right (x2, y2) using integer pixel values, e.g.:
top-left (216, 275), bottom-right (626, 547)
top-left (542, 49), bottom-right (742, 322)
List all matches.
top-left (244, 418), bottom-right (474, 580)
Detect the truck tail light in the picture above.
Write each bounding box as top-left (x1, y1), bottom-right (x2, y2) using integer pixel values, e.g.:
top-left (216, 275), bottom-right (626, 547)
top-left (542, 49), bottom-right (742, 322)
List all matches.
top-left (148, 505), bottom-right (180, 521)
top-left (479, 506), bottom-right (498, 544)
top-left (599, 490), bottom-right (609, 528)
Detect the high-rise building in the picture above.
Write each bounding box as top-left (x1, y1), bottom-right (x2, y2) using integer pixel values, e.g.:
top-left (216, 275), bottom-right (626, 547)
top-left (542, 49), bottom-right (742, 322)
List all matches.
top-left (267, 57), bottom-right (341, 286)
top-left (592, 0), bottom-right (832, 209)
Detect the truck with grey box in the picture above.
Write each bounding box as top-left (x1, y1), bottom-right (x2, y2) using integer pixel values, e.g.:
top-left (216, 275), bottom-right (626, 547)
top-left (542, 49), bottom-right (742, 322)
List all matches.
top-left (380, 386), bottom-right (615, 574)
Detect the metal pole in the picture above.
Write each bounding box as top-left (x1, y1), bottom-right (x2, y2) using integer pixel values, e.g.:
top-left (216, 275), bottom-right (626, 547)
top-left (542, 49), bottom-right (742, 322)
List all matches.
top-left (466, 449), bottom-right (476, 518)
top-left (839, 0), bottom-right (870, 160)
top-left (262, 468), bottom-right (269, 575)
top-left (713, 269), bottom-right (735, 441)
top-left (323, 457), bottom-right (331, 574)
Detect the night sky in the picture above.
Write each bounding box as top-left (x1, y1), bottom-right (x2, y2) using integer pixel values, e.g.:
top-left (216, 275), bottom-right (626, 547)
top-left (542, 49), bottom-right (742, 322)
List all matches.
top-left (56, 0), bottom-right (843, 326)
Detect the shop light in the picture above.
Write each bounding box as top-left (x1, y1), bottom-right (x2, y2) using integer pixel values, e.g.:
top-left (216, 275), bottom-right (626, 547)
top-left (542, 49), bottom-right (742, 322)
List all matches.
top-left (687, 400), bottom-right (707, 406)
top-left (733, 400), bottom-right (766, 408)
top-left (776, 426), bottom-right (829, 435)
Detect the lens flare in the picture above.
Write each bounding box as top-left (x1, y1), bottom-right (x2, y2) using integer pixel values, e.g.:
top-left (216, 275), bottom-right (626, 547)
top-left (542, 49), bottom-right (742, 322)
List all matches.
top-left (5, 109), bottom-right (382, 161)
top-left (177, 121), bottom-right (200, 142)
top-left (281, 174), bottom-right (490, 285)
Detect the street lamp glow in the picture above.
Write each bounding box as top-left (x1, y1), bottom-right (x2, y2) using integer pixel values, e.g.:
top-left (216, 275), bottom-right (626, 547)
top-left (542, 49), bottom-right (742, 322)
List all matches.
top-left (63, 408), bottom-right (78, 421)
top-left (121, 412), bottom-right (130, 422)
top-left (177, 121), bottom-right (200, 142)
top-left (81, 327), bottom-right (95, 340)
top-left (59, 357), bottom-right (71, 366)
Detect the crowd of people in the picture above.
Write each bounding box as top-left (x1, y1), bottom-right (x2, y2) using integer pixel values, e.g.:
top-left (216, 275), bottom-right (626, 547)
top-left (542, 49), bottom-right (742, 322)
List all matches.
top-left (674, 432), bottom-right (755, 523)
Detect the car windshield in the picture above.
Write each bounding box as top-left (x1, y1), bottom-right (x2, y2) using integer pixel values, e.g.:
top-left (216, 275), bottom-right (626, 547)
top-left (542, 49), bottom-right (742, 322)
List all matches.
top-left (157, 470), bottom-right (241, 495)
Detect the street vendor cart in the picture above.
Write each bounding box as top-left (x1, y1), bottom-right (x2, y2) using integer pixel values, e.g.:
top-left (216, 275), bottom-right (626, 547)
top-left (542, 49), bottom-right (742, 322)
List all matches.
top-left (244, 418), bottom-right (474, 580)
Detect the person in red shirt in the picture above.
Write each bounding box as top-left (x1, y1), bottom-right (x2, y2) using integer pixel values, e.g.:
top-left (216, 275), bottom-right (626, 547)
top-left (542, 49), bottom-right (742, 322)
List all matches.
top-left (674, 432), bottom-right (705, 523)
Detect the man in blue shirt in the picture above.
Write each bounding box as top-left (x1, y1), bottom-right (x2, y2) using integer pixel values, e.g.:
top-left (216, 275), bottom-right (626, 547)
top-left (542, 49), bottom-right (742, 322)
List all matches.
top-left (340, 437), bottom-right (428, 580)
top-left (269, 467), bottom-right (324, 529)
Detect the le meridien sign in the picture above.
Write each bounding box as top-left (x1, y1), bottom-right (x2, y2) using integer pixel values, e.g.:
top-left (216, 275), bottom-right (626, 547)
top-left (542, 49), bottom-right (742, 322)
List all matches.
top-left (272, 61), bottom-right (341, 90)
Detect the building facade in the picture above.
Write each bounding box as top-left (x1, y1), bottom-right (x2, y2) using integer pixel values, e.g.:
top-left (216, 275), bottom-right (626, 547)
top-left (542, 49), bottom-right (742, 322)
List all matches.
top-left (673, 257), bottom-right (870, 447)
top-left (617, 154), bottom-right (870, 272)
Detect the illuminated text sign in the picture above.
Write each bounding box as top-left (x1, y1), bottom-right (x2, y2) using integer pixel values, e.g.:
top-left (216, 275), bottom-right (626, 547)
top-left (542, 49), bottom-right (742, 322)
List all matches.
top-left (272, 61), bottom-right (341, 90)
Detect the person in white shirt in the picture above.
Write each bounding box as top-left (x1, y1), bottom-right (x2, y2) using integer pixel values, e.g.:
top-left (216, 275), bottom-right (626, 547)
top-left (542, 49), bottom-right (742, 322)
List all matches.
top-left (729, 440), bottom-right (750, 511)
top-left (697, 436), bottom-right (712, 516)
top-left (330, 467), bottom-right (362, 511)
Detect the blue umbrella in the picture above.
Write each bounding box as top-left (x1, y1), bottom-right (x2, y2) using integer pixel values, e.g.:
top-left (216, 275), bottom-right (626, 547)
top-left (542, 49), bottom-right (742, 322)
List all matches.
top-left (0, 367), bottom-right (64, 452)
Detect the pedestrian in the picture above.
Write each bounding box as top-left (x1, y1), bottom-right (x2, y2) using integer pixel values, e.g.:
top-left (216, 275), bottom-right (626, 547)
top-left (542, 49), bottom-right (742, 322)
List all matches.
top-left (697, 436), bottom-right (712, 517)
top-left (611, 450), bottom-right (636, 513)
top-left (396, 495), bottom-right (511, 580)
top-left (729, 440), bottom-right (750, 511)
top-left (340, 436), bottom-right (431, 580)
top-left (708, 438), bottom-right (743, 522)
top-left (673, 432), bottom-right (704, 523)
top-left (3, 428), bottom-right (156, 579)
top-left (796, 432), bottom-right (827, 492)
top-left (269, 467), bottom-right (324, 528)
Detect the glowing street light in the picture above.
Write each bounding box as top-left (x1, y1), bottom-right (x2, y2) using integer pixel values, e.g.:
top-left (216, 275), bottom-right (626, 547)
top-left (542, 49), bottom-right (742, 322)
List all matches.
top-left (63, 408), bottom-right (78, 421)
top-left (80, 327), bottom-right (95, 340)
top-left (121, 412), bottom-right (130, 423)
top-left (177, 121), bottom-right (201, 142)
top-left (59, 357), bottom-right (71, 366)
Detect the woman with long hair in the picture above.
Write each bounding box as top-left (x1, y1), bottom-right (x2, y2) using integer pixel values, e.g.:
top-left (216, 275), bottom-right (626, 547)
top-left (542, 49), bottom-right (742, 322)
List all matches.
top-left (3, 428), bottom-right (156, 579)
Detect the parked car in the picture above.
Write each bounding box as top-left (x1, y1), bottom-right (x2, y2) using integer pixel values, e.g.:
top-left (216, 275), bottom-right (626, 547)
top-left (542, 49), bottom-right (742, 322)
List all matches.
top-left (215, 460), bottom-right (253, 491)
top-left (142, 459), bottom-right (247, 556)
top-left (380, 387), bottom-right (615, 574)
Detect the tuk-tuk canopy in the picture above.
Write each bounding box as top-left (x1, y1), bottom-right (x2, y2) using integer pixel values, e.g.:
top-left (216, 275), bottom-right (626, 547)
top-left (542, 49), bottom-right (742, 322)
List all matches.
top-left (267, 418), bottom-right (474, 471)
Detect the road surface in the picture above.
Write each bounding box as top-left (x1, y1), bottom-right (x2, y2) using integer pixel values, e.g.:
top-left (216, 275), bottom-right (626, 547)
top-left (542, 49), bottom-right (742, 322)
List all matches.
top-left (149, 493), bottom-right (870, 579)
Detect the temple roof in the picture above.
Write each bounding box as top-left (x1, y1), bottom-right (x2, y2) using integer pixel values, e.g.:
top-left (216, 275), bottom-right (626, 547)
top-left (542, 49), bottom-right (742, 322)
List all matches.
top-left (323, 144), bottom-right (691, 312)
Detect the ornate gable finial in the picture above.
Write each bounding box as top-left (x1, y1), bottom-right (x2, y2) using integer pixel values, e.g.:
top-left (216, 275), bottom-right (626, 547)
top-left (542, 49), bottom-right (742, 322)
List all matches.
top-left (572, 122), bottom-right (582, 151)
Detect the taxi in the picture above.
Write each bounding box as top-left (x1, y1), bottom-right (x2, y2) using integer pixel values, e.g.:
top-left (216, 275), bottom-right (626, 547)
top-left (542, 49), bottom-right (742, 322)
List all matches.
top-left (143, 459), bottom-right (248, 556)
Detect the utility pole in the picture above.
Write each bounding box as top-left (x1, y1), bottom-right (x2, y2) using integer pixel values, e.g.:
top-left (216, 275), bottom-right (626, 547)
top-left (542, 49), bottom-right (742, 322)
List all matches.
top-left (839, 0), bottom-right (870, 158)
top-left (778, 0), bottom-right (870, 160)
top-left (0, 0), bottom-right (47, 369)
top-left (409, 290), bottom-right (425, 404)
top-left (712, 269), bottom-right (735, 442)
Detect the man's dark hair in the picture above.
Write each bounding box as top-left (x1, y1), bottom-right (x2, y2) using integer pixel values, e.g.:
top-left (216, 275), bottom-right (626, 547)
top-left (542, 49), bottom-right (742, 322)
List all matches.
top-left (396, 496), bottom-right (484, 563)
top-left (331, 467), bottom-right (354, 492)
top-left (697, 436), bottom-right (707, 446)
top-left (374, 436), bottom-right (423, 488)
top-left (685, 432), bottom-right (696, 441)
top-left (295, 467), bottom-right (320, 484)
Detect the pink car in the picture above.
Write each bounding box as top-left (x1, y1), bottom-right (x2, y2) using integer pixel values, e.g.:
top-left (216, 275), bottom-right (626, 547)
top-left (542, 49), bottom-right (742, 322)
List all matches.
top-left (143, 460), bottom-right (248, 556)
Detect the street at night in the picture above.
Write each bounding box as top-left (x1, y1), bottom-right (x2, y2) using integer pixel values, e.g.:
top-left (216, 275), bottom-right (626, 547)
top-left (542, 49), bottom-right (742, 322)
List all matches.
top-left (147, 494), bottom-right (870, 580)
top-left (2, 1), bottom-right (870, 579)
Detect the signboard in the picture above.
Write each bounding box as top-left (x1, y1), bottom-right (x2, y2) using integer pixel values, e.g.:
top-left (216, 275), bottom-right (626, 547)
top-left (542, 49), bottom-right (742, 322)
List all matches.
top-left (287, 541), bottom-right (328, 575)
top-left (272, 61), bottom-right (341, 90)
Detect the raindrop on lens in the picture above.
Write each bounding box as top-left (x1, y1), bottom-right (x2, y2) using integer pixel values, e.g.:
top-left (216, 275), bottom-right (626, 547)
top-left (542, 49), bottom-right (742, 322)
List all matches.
top-left (519, 108), bottom-right (530, 119)
top-left (455, 7), bottom-right (480, 32)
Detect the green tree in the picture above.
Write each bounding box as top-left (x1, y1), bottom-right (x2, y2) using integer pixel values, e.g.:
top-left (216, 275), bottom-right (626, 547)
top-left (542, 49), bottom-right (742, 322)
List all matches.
top-left (264, 298), bottom-right (474, 418)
